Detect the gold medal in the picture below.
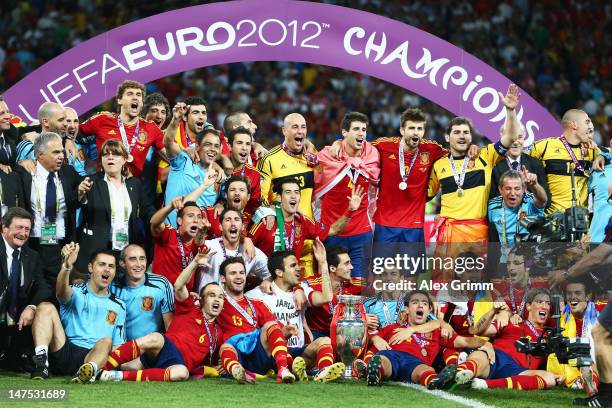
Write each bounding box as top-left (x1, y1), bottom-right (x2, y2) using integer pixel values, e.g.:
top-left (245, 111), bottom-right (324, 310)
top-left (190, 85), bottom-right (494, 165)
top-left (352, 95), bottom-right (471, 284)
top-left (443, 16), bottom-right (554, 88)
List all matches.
top-left (421, 348), bottom-right (428, 357)
top-left (457, 187), bottom-right (464, 197)
top-left (127, 154), bottom-right (134, 163)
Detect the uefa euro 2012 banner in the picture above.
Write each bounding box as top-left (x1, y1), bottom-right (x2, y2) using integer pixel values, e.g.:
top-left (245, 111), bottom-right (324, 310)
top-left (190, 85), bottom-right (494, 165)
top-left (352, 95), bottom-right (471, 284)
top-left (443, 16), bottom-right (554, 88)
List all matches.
top-left (3, 0), bottom-right (561, 144)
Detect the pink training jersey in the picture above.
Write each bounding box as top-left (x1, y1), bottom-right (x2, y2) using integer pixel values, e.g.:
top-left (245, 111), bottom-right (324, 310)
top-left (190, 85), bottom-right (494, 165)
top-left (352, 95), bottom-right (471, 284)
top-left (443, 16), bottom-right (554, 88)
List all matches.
top-left (372, 138), bottom-right (446, 229)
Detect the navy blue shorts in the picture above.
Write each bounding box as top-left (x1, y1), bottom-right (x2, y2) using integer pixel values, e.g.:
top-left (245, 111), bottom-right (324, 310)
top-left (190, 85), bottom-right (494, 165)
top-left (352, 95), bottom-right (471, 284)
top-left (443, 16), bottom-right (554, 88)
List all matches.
top-left (310, 330), bottom-right (329, 341)
top-left (289, 346), bottom-right (308, 358)
top-left (377, 350), bottom-right (426, 382)
top-left (141, 336), bottom-right (185, 369)
top-left (488, 349), bottom-right (525, 379)
top-left (49, 340), bottom-right (91, 376)
top-left (324, 231), bottom-right (372, 281)
top-left (373, 225), bottom-right (424, 243)
top-left (236, 335), bottom-right (276, 375)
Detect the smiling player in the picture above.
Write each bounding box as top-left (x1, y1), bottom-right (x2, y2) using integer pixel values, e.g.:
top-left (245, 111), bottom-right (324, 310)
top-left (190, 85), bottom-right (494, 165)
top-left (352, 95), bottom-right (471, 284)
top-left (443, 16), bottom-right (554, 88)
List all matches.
top-left (98, 249), bottom-right (224, 382)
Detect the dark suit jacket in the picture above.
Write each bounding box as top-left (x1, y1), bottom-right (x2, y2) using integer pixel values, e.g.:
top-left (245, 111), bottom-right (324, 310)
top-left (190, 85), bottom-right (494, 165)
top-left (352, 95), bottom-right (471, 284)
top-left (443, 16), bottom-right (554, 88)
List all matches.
top-left (0, 170), bottom-right (26, 209)
top-left (0, 239), bottom-right (51, 317)
top-left (0, 124), bottom-right (41, 166)
top-left (17, 163), bottom-right (83, 243)
top-left (490, 153), bottom-right (552, 208)
top-left (76, 173), bottom-right (155, 269)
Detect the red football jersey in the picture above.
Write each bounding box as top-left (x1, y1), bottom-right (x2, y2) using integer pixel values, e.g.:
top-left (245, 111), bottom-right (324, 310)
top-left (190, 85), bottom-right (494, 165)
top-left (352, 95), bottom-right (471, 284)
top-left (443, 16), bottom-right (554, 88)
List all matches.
top-left (320, 172), bottom-right (371, 236)
top-left (152, 225), bottom-right (205, 291)
top-left (231, 164), bottom-right (262, 215)
top-left (494, 278), bottom-right (549, 319)
top-left (248, 213), bottom-right (329, 260)
top-left (372, 138), bottom-right (446, 229)
top-left (493, 320), bottom-right (545, 370)
top-left (302, 276), bottom-right (362, 335)
top-left (165, 297), bottom-right (222, 372)
top-left (216, 295), bottom-right (276, 342)
top-left (202, 207), bottom-right (252, 239)
top-left (80, 112), bottom-right (165, 178)
top-left (377, 324), bottom-right (458, 366)
top-left (440, 300), bottom-right (475, 337)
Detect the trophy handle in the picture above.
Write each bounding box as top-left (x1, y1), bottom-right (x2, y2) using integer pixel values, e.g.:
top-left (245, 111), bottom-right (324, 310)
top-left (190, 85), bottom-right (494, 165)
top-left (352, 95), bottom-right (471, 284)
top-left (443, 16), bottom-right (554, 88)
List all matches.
top-left (357, 303), bottom-right (368, 358)
top-left (330, 303), bottom-right (345, 355)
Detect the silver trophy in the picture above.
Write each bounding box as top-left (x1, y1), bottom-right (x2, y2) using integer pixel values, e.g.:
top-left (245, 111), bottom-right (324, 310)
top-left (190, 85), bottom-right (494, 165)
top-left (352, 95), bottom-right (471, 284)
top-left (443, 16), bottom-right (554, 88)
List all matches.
top-left (333, 295), bottom-right (367, 380)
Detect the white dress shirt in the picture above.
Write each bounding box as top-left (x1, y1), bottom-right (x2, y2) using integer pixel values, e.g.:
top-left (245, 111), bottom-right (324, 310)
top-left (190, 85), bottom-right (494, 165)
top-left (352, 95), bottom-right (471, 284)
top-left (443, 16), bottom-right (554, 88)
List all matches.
top-left (30, 162), bottom-right (67, 239)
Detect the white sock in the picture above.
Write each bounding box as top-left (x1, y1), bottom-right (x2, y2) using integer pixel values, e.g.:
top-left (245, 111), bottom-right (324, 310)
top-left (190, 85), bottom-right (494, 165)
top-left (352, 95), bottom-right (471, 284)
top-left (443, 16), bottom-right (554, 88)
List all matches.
top-left (116, 371), bottom-right (124, 381)
top-left (35, 345), bottom-right (48, 356)
top-left (89, 361), bottom-right (99, 373)
top-left (34, 346), bottom-right (49, 366)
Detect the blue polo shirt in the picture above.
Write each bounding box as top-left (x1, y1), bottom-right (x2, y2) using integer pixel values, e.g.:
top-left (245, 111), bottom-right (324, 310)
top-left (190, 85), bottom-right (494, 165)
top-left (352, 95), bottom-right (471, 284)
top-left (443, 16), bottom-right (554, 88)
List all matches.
top-left (589, 153), bottom-right (612, 243)
top-left (488, 192), bottom-right (544, 245)
top-left (164, 150), bottom-right (218, 226)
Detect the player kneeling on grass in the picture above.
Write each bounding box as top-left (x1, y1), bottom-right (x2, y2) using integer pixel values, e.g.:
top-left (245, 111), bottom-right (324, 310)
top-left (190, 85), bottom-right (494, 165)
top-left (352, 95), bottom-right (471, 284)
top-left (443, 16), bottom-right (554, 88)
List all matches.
top-left (452, 288), bottom-right (565, 390)
top-left (30, 244), bottom-right (126, 383)
top-left (216, 256), bottom-right (296, 384)
top-left (247, 243), bottom-right (345, 383)
top-left (366, 290), bottom-right (485, 389)
top-left (98, 249), bottom-right (223, 382)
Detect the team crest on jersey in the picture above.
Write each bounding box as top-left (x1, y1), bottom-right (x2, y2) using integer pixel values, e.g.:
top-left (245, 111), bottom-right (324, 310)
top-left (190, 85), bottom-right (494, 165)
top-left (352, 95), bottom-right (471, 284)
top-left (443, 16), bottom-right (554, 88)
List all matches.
top-left (137, 131), bottom-right (147, 144)
top-left (106, 310), bottom-right (117, 325)
top-left (294, 224), bottom-right (302, 238)
top-left (108, 130), bottom-right (116, 135)
top-left (141, 296), bottom-right (153, 311)
top-left (420, 152), bottom-right (430, 165)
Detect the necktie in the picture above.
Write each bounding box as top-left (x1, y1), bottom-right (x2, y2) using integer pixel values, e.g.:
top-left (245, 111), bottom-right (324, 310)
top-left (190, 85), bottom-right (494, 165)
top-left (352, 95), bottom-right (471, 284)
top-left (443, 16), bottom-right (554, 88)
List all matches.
top-left (511, 161), bottom-right (519, 171)
top-left (8, 247), bottom-right (20, 320)
top-left (0, 134), bottom-right (9, 164)
top-left (46, 172), bottom-right (57, 222)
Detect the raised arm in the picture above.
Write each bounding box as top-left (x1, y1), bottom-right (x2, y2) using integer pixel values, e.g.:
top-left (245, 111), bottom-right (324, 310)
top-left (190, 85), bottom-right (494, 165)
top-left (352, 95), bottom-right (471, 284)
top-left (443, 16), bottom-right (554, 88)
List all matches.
top-left (470, 301), bottom-right (506, 337)
top-left (174, 248), bottom-right (216, 302)
top-left (56, 242), bottom-right (79, 304)
top-left (499, 83), bottom-right (521, 149)
top-left (150, 196), bottom-right (185, 237)
top-left (521, 166), bottom-right (548, 208)
top-left (306, 238), bottom-right (333, 306)
top-left (163, 103), bottom-right (187, 159)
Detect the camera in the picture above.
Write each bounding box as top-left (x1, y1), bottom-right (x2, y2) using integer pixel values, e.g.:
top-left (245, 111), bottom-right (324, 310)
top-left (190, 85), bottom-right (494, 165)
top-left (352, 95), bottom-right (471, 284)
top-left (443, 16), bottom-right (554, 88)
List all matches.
top-left (514, 295), bottom-right (592, 368)
top-left (517, 206), bottom-right (589, 244)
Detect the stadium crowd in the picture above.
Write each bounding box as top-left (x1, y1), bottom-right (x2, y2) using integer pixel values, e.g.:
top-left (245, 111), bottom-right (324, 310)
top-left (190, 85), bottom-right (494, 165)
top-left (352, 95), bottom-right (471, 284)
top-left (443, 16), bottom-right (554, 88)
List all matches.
top-left (0, 1), bottom-right (611, 407)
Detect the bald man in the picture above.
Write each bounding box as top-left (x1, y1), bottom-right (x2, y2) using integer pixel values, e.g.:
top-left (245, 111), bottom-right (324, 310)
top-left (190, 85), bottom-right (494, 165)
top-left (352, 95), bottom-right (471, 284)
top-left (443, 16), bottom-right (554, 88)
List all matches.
top-left (257, 113), bottom-right (317, 277)
top-left (16, 102), bottom-right (68, 173)
top-left (529, 109), bottom-right (602, 214)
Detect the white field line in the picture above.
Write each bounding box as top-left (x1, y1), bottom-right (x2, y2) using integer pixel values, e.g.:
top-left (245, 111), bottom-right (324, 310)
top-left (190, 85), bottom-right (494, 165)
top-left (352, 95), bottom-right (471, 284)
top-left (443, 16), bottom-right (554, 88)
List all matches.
top-left (395, 382), bottom-right (497, 408)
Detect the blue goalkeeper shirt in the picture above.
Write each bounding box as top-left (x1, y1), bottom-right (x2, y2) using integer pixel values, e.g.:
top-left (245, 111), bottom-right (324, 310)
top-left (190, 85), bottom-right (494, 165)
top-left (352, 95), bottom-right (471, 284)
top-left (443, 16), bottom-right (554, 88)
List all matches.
top-left (59, 282), bottom-right (127, 349)
top-left (110, 273), bottom-right (175, 340)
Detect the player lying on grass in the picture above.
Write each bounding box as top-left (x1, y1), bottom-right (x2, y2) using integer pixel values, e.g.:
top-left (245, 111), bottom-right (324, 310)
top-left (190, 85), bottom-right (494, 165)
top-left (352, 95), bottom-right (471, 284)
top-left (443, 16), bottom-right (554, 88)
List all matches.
top-left (30, 243), bottom-right (126, 384)
top-left (97, 249), bottom-right (223, 382)
top-left (216, 256), bottom-right (297, 384)
top-left (452, 288), bottom-right (565, 390)
top-left (366, 290), bottom-right (486, 389)
top-left (247, 243), bottom-right (345, 383)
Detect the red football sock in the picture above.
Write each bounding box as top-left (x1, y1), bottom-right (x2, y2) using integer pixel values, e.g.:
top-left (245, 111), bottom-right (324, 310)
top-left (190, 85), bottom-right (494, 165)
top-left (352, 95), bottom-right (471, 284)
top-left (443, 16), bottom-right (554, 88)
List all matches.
top-left (315, 344), bottom-right (334, 370)
top-left (122, 368), bottom-right (170, 382)
top-left (443, 348), bottom-right (460, 366)
top-left (266, 324), bottom-right (288, 371)
top-left (419, 369), bottom-right (437, 387)
top-left (220, 347), bottom-right (240, 374)
top-left (457, 360), bottom-right (478, 376)
top-left (363, 349), bottom-right (375, 365)
top-left (486, 375), bottom-right (545, 390)
top-left (103, 340), bottom-right (141, 370)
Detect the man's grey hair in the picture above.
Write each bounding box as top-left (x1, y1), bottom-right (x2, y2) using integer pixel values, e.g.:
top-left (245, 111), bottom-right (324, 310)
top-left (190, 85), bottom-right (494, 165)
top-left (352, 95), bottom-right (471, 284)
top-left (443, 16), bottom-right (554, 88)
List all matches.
top-left (33, 132), bottom-right (62, 156)
top-left (499, 122), bottom-right (526, 136)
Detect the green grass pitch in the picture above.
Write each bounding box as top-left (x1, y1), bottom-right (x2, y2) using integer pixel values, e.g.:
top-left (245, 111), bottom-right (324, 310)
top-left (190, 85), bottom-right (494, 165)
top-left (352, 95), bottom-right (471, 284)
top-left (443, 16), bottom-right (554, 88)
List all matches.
top-left (0, 374), bottom-right (582, 407)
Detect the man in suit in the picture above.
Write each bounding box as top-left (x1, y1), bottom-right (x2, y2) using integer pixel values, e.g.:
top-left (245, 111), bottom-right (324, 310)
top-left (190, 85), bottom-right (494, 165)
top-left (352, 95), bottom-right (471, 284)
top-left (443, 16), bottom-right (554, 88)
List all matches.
top-left (17, 132), bottom-right (86, 289)
top-left (490, 124), bottom-right (551, 207)
top-left (0, 169), bottom-right (26, 216)
top-left (0, 207), bottom-right (50, 371)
